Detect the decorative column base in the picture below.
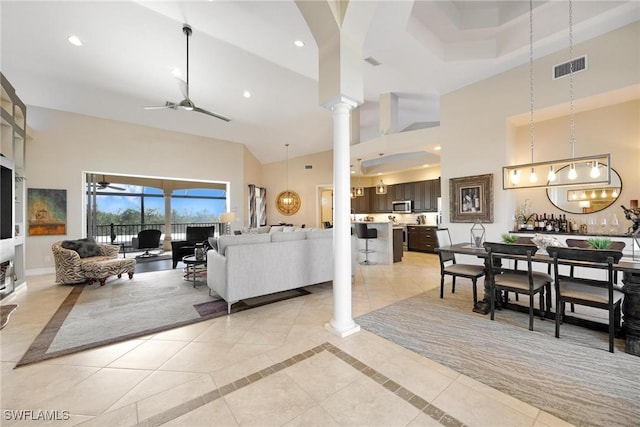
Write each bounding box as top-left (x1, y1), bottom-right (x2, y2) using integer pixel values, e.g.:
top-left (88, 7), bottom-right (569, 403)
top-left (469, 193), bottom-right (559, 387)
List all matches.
top-left (325, 321), bottom-right (361, 338)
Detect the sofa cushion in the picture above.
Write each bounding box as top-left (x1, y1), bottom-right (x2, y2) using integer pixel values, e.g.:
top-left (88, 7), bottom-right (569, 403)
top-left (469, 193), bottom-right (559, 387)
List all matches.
top-left (217, 233), bottom-right (271, 255)
top-left (61, 238), bottom-right (102, 258)
top-left (271, 231), bottom-right (306, 242)
top-left (305, 229), bottom-right (333, 239)
top-left (269, 226), bottom-right (284, 233)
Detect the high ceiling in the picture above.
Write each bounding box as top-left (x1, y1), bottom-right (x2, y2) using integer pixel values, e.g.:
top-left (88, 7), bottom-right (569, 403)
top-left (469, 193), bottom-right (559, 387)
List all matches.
top-left (1, 1), bottom-right (637, 168)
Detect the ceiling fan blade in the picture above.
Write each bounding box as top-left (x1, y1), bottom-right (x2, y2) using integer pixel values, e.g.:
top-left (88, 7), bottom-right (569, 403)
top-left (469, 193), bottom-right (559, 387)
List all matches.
top-left (108, 185), bottom-right (126, 191)
top-left (144, 101), bottom-right (178, 110)
top-left (176, 77), bottom-right (188, 100)
top-left (193, 106), bottom-right (231, 122)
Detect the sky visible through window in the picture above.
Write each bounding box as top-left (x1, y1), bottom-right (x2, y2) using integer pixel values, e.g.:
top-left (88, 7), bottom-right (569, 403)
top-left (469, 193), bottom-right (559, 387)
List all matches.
top-left (93, 184), bottom-right (226, 224)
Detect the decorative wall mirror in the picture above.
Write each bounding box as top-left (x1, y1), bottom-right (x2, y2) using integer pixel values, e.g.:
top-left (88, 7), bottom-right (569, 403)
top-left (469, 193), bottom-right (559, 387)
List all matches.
top-left (546, 164), bottom-right (622, 214)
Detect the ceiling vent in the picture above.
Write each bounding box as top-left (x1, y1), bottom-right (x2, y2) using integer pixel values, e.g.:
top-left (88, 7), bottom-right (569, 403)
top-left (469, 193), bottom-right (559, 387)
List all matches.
top-left (553, 55), bottom-right (587, 79)
top-left (364, 56), bottom-right (381, 66)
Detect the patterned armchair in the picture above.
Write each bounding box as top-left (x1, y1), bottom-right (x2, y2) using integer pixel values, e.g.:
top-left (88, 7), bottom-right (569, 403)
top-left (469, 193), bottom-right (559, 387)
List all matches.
top-left (52, 241), bottom-right (120, 284)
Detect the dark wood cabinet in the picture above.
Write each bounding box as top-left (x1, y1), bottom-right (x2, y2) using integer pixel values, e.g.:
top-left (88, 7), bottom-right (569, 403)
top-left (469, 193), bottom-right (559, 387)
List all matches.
top-left (407, 226), bottom-right (438, 253)
top-left (351, 178), bottom-right (440, 214)
top-left (393, 228), bottom-right (403, 262)
top-left (351, 187), bottom-right (371, 213)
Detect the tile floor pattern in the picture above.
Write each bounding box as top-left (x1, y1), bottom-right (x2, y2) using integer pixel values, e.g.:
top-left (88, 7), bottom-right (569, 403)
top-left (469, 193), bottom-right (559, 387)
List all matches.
top-left (1, 252), bottom-right (574, 427)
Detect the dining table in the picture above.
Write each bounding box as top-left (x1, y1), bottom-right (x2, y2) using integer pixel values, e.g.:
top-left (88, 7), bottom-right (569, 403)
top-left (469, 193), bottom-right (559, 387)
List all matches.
top-left (436, 242), bottom-right (640, 356)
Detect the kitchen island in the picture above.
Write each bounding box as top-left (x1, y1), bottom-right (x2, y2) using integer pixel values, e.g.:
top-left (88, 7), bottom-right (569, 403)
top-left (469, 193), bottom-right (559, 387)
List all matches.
top-left (351, 221), bottom-right (395, 264)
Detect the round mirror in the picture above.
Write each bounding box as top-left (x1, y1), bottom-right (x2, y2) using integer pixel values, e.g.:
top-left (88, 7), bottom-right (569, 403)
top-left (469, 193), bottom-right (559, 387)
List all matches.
top-left (546, 165), bottom-right (622, 214)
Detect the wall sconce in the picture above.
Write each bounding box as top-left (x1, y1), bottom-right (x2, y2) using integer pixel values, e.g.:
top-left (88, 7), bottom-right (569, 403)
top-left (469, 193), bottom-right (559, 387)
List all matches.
top-left (376, 180), bottom-right (387, 195)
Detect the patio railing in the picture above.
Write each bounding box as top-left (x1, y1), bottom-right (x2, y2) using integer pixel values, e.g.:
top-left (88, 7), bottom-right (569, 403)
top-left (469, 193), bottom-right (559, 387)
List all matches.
top-left (93, 222), bottom-right (225, 246)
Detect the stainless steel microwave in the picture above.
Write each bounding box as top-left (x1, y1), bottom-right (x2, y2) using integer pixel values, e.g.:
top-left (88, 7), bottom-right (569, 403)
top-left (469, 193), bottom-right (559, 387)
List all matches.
top-left (392, 200), bottom-right (412, 213)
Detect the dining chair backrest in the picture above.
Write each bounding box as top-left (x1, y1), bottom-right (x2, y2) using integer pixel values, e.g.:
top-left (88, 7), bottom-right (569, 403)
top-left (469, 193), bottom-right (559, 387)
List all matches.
top-left (483, 242), bottom-right (538, 257)
top-left (435, 229), bottom-right (455, 264)
top-left (547, 246), bottom-right (622, 264)
top-left (483, 241), bottom-right (538, 281)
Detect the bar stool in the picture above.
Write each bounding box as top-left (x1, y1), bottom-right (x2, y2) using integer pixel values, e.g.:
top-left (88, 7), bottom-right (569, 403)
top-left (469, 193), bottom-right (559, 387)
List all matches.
top-left (355, 223), bottom-right (377, 265)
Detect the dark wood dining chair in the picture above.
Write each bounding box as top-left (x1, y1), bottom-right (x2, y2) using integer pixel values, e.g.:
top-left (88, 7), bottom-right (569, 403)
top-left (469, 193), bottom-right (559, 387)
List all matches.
top-left (484, 242), bottom-right (552, 331)
top-left (547, 246), bottom-right (623, 353)
top-left (435, 229), bottom-right (484, 306)
top-left (564, 239), bottom-right (625, 312)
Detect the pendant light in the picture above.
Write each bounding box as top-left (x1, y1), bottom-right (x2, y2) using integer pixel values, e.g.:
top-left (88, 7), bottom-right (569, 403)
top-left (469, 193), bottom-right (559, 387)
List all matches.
top-left (502, 0), bottom-right (611, 190)
top-left (275, 143), bottom-right (301, 215)
top-left (354, 158), bottom-right (364, 197)
top-left (527, 0), bottom-right (537, 184)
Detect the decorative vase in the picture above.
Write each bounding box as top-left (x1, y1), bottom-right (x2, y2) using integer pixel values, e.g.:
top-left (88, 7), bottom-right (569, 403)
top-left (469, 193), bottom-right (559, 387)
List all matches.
top-left (194, 243), bottom-right (205, 261)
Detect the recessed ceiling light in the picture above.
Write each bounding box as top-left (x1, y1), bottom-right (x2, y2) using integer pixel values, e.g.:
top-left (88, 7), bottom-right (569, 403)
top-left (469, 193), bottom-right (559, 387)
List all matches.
top-left (243, 90), bottom-right (251, 98)
top-left (423, 164), bottom-right (430, 168)
top-left (434, 146), bottom-right (441, 151)
top-left (294, 40), bottom-right (305, 47)
top-left (67, 35), bottom-right (83, 46)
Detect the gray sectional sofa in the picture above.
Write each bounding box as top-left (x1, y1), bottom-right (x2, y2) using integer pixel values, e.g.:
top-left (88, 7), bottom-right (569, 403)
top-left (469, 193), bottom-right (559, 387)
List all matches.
top-left (206, 228), bottom-right (333, 312)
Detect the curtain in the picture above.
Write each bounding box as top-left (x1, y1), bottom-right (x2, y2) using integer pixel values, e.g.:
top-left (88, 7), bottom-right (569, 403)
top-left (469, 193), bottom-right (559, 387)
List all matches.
top-left (259, 187), bottom-right (267, 226)
top-left (248, 184), bottom-right (257, 228)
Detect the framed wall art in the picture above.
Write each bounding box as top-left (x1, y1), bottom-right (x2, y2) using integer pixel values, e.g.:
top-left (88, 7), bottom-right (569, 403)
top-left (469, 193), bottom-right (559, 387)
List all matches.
top-left (27, 188), bottom-right (67, 236)
top-left (449, 174), bottom-right (493, 223)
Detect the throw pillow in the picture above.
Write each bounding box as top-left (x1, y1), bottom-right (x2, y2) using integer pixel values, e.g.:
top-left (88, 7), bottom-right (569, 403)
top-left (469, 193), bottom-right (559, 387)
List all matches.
top-left (61, 238), bottom-right (102, 258)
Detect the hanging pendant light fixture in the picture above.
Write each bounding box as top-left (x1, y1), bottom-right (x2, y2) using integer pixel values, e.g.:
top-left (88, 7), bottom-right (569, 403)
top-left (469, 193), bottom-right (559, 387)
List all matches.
top-left (275, 143), bottom-right (301, 215)
top-left (502, 0), bottom-right (611, 190)
top-left (375, 153), bottom-right (387, 194)
top-left (354, 158), bottom-right (364, 197)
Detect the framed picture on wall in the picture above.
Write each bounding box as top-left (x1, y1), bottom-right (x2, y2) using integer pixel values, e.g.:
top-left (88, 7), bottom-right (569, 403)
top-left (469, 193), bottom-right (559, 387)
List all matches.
top-left (27, 188), bottom-right (67, 235)
top-left (449, 174), bottom-right (493, 223)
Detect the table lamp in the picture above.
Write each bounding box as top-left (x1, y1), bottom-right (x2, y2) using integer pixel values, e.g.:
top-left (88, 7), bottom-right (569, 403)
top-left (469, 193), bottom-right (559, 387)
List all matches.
top-left (219, 212), bottom-right (236, 235)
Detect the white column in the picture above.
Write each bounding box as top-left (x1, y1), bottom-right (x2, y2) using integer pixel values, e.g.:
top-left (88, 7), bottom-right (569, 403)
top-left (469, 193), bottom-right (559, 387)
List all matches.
top-left (326, 101), bottom-right (360, 337)
top-left (163, 190), bottom-right (172, 250)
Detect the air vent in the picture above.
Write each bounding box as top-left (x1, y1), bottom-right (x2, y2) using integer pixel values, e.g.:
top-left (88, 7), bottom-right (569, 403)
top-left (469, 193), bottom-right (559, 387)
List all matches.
top-left (364, 56), bottom-right (381, 66)
top-left (304, 164), bottom-right (313, 170)
top-left (553, 55), bottom-right (587, 79)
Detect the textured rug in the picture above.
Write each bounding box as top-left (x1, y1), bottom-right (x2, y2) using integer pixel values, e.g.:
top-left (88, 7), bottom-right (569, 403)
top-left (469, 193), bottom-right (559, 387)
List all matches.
top-left (356, 286), bottom-right (640, 427)
top-left (1, 304), bottom-right (18, 330)
top-left (17, 270), bottom-right (309, 367)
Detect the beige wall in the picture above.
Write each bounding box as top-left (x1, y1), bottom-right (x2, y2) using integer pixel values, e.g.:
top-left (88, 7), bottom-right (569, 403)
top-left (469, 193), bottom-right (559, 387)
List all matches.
top-left (25, 107), bottom-right (245, 273)
top-left (440, 21), bottom-right (640, 244)
top-left (261, 150), bottom-right (334, 228)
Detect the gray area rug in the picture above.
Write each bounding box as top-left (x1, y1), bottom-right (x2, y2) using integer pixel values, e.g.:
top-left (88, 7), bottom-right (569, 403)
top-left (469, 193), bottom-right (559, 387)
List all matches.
top-left (356, 286), bottom-right (640, 427)
top-left (17, 269), bottom-right (309, 367)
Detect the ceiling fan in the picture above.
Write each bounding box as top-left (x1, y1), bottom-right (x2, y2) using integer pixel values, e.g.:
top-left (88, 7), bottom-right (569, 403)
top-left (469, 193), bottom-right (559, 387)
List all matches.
top-left (144, 24), bottom-right (231, 122)
top-left (88, 175), bottom-right (126, 191)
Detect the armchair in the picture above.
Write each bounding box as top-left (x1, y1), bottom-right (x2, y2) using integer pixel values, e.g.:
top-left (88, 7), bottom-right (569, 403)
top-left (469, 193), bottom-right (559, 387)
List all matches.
top-left (171, 226), bottom-right (215, 268)
top-left (52, 240), bottom-right (135, 286)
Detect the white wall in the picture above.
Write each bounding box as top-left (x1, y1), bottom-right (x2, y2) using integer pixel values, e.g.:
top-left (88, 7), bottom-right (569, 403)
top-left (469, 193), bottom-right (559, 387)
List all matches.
top-left (25, 107), bottom-right (245, 273)
top-left (439, 21), bottom-right (640, 245)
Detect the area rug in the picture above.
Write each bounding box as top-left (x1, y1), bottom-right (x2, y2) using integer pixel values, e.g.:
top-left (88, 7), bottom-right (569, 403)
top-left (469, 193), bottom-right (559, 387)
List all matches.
top-left (1, 304), bottom-right (18, 330)
top-left (356, 286), bottom-right (640, 427)
top-left (17, 270), bottom-right (309, 367)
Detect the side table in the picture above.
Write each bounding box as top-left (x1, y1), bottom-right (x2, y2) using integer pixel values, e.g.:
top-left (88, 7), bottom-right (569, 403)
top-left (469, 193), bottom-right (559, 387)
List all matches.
top-left (182, 255), bottom-right (207, 288)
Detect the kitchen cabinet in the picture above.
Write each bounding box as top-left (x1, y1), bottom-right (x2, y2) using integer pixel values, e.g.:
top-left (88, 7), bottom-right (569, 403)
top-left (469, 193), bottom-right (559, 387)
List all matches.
top-left (351, 187), bottom-right (371, 213)
top-left (412, 178), bottom-right (441, 212)
top-left (393, 228), bottom-right (403, 262)
top-left (407, 226), bottom-right (438, 253)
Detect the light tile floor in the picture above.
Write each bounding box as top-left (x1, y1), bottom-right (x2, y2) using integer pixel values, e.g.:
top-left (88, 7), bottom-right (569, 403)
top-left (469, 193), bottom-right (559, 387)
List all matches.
top-left (0, 251), bottom-right (574, 427)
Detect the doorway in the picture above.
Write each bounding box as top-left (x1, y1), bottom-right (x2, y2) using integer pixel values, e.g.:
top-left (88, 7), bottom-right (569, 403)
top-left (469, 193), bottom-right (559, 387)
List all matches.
top-left (319, 187), bottom-right (333, 227)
